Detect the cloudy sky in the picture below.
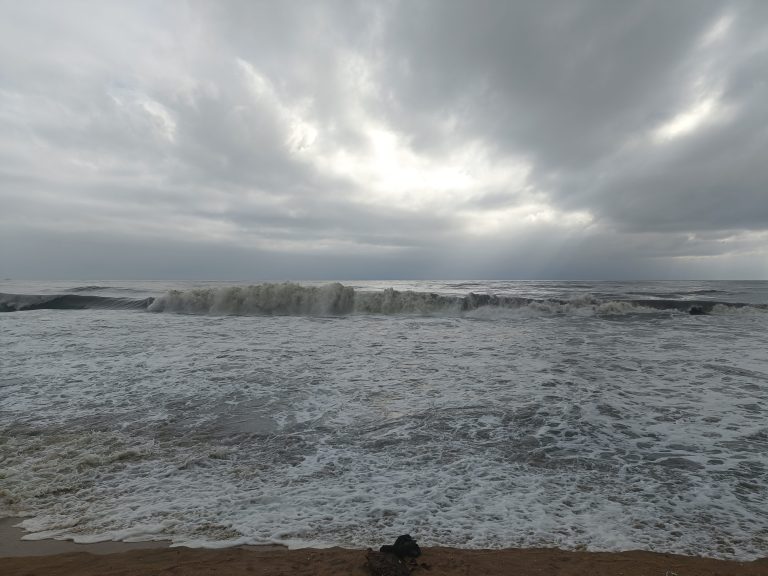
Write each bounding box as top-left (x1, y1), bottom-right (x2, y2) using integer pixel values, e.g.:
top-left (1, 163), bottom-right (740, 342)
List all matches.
top-left (1, 0), bottom-right (766, 280)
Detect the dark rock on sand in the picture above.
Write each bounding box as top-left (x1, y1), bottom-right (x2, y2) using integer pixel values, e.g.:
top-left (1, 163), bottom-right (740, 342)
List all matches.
top-left (368, 535), bottom-right (422, 575)
top-left (380, 534), bottom-right (421, 559)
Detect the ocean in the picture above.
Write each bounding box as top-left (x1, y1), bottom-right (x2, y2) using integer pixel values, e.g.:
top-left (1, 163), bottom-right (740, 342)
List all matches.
top-left (1, 280), bottom-right (767, 559)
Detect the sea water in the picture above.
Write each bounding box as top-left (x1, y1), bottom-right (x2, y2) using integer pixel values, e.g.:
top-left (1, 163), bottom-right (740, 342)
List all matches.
top-left (1, 280), bottom-right (766, 558)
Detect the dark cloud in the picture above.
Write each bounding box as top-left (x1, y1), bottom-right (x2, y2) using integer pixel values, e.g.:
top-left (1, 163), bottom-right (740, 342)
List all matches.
top-left (0, 1), bottom-right (766, 280)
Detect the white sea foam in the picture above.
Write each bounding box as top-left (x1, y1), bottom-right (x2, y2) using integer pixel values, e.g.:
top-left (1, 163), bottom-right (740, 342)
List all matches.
top-left (2, 281), bottom-right (767, 560)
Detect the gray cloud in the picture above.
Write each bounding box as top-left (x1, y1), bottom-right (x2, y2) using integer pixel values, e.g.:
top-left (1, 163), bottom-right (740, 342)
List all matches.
top-left (1, 1), bottom-right (766, 280)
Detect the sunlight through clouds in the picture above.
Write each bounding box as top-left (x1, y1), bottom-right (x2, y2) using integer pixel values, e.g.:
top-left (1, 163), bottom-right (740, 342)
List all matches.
top-left (653, 95), bottom-right (720, 142)
top-left (238, 58), bottom-right (319, 152)
top-left (314, 125), bottom-right (531, 210)
top-left (699, 11), bottom-right (735, 47)
top-left (237, 52), bottom-right (556, 231)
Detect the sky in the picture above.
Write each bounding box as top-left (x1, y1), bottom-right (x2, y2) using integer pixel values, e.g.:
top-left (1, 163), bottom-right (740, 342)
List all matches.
top-left (1, 0), bottom-right (767, 280)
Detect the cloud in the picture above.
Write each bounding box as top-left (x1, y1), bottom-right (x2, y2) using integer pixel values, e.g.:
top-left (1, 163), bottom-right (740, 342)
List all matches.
top-left (1, 1), bottom-right (766, 279)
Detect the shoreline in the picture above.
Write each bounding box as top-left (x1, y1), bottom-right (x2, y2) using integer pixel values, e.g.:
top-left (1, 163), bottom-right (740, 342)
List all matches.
top-left (3, 520), bottom-right (767, 576)
top-left (0, 517), bottom-right (286, 558)
top-left (0, 517), bottom-right (171, 557)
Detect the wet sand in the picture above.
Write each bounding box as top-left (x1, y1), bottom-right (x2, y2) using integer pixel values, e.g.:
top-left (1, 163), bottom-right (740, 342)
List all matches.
top-left (3, 544), bottom-right (768, 576)
top-left (2, 518), bottom-right (767, 576)
top-left (0, 517), bottom-right (171, 557)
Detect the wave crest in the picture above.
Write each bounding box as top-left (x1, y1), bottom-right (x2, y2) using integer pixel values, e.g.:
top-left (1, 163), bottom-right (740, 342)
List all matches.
top-left (0, 293), bottom-right (153, 312)
top-left (148, 283), bottom-right (357, 316)
top-left (4, 284), bottom-right (764, 317)
top-left (147, 283), bottom-right (764, 317)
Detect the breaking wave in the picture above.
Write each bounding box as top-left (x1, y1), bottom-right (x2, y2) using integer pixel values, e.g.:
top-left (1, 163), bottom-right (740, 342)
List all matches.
top-left (146, 283), bottom-right (764, 317)
top-left (3, 283), bottom-right (765, 317)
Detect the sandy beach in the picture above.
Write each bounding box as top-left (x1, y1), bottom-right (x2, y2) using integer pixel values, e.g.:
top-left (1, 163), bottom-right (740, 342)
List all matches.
top-left (3, 518), bottom-right (767, 576)
top-left (4, 545), bottom-right (768, 576)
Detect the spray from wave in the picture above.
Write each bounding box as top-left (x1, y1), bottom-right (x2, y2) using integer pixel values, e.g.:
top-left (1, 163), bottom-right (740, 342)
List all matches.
top-left (147, 283), bottom-right (451, 315)
top-left (145, 283), bottom-right (763, 317)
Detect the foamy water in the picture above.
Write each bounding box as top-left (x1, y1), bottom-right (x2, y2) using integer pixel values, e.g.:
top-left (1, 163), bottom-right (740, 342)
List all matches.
top-left (1, 280), bottom-right (767, 558)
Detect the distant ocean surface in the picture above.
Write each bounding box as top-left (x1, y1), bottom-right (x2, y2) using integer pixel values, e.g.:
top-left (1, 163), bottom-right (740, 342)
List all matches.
top-left (1, 280), bottom-right (767, 559)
